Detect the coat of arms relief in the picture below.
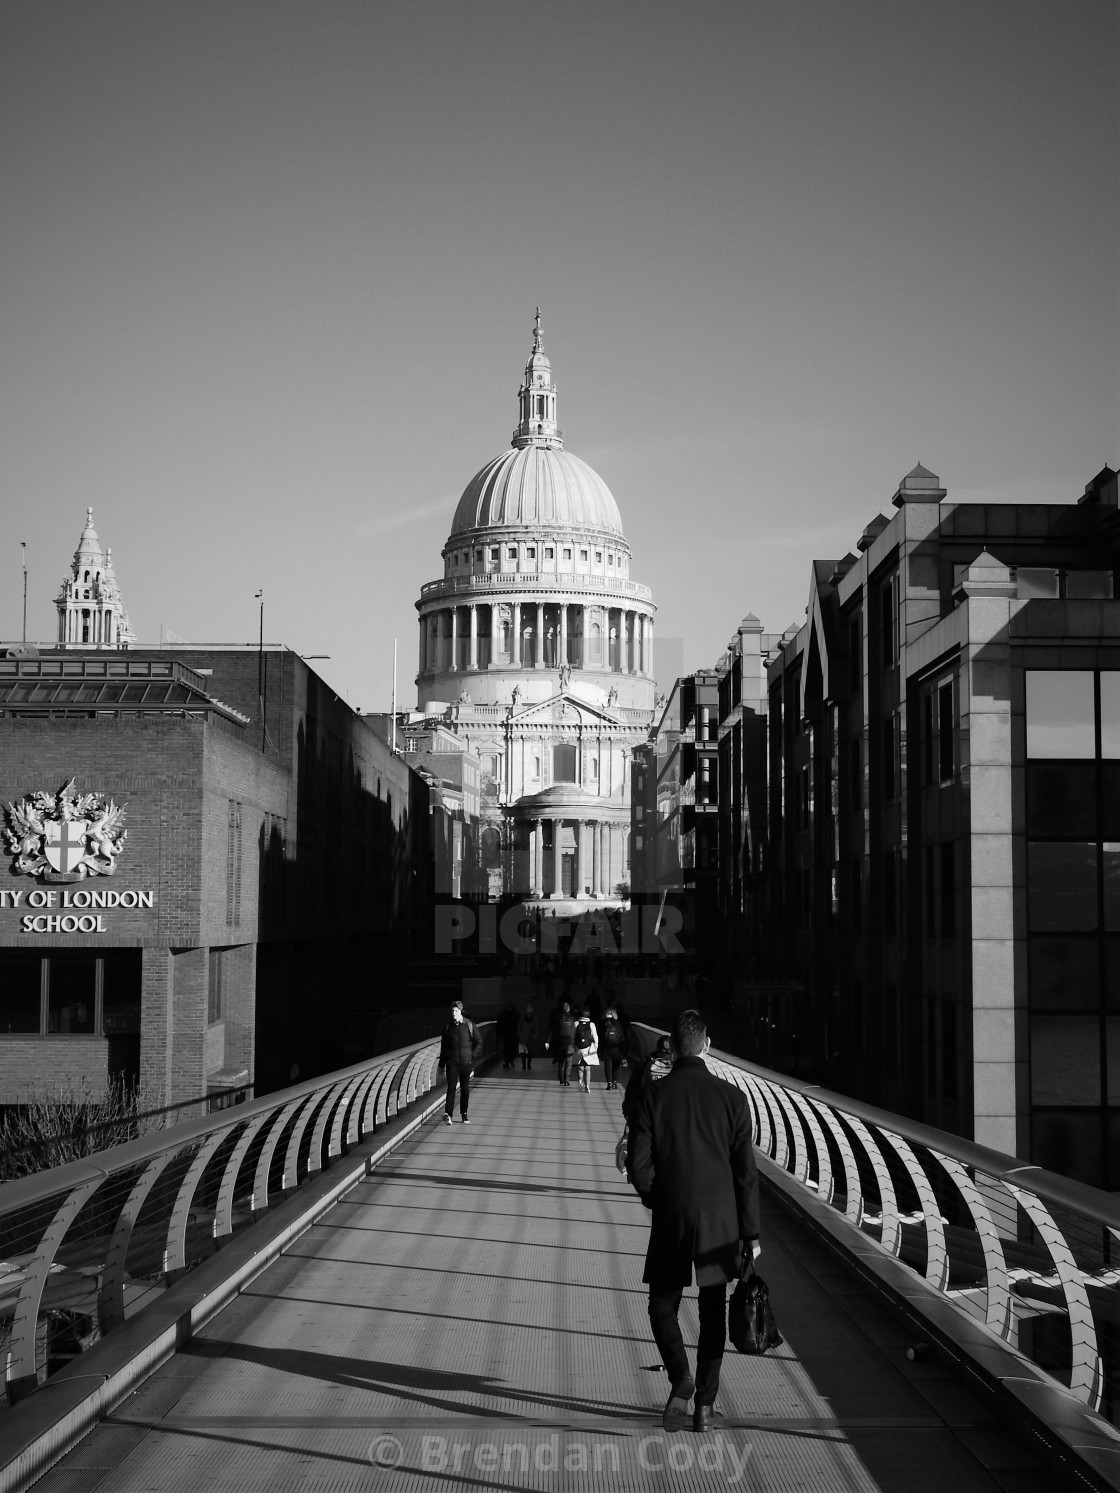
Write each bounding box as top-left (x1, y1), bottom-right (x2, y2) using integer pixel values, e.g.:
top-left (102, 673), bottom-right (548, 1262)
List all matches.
top-left (4, 779), bottom-right (127, 880)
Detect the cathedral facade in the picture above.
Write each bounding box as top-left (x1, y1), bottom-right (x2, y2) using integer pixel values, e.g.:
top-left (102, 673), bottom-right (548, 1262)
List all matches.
top-left (414, 315), bottom-right (657, 903)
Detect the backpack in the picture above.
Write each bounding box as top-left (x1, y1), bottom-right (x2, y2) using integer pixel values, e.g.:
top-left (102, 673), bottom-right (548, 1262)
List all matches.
top-left (558, 1012), bottom-right (575, 1042)
top-left (575, 1020), bottom-right (593, 1050)
top-left (602, 1018), bottom-right (621, 1045)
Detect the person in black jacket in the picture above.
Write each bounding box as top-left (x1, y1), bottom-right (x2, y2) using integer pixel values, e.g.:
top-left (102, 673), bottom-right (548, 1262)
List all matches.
top-left (437, 1000), bottom-right (482, 1125)
top-left (629, 1010), bottom-right (761, 1434)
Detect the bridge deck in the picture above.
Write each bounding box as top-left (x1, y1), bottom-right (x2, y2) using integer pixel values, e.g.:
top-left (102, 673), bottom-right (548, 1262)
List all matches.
top-left (30, 1068), bottom-right (1049, 1492)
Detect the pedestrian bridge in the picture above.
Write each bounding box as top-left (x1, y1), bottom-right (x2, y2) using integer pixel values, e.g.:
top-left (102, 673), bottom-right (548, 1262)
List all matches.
top-left (1, 1029), bottom-right (1118, 1492)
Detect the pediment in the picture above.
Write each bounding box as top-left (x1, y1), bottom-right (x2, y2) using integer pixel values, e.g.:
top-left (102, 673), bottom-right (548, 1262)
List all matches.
top-left (511, 691), bottom-right (620, 728)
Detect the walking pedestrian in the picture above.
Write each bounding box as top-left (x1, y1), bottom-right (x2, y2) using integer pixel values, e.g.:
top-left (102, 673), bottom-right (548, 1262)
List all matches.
top-left (629, 1010), bottom-right (761, 1433)
top-left (517, 1003), bottom-right (538, 1070)
top-left (546, 998), bottom-right (576, 1085)
top-left (437, 999), bottom-right (482, 1125)
top-left (572, 1006), bottom-right (599, 1091)
top-left (598, 1005), bottom-right (625, 1089)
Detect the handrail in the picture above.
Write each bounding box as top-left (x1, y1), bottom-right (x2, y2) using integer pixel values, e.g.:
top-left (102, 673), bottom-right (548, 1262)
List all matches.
top-left (0, 1024), bottom-right (495, 1404)
top-left (629, 1023), bottom-right (1120, 1421)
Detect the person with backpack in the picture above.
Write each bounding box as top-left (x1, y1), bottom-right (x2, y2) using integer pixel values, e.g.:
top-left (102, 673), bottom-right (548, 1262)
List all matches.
top-left (546, 999), bottom-right (576, 1085)
top-left (599, 1005), bottom-right (625, 1090)
top-left (437, 999), bottom-right (482, 1124)
top-left (572, 1006), bottom-right (599, 1092)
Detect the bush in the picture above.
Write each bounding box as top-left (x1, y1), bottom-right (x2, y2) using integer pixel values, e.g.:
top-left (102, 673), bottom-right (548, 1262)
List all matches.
top-left (0, 1078), bottom-right (166, 1182)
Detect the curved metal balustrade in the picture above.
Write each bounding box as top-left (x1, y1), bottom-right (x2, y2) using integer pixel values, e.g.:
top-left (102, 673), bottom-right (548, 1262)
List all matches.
top-left (642, 1030), bottom-right (1120, 1422)
top-left (0, 1026), bottom-right (493, 1405)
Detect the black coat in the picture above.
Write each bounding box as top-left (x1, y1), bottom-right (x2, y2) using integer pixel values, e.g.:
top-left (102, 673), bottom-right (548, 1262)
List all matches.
top-left (439, 1018), bottom-right (481, 1068)
top-left (629, 1055), bottom-right (760, 1289)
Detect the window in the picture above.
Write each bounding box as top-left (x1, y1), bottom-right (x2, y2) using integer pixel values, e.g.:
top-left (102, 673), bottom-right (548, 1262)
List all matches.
top-left (475, 549), bottom-right (482, 562)
top-left (461, 551), bottom-right (469, 564)
top-left (595, 551), bottom-right (602, 563)
top-left (608, 553), bottom-right (614, 566)
top-left (1066, 571), bottom-right (1114, 599)
top-left (590, 756), bottom-right (599, 780)
top-left (940, 841), bottom-right (956, 936)
top-left (208, 950), bottom-right (224, 1024)
top-left (532, 755), bottom-right (540, 779)
top-left (1016, 567), bottom-right (1059, 599)
top-left (226, 800), bottom-right (243, 927)
top-left (545, 546), bottom-right (554, 560)
top-left (1026, 672), bottom-right (1095, 758)
top-left (553, 743), bottom-right (577, 782)
top-left (0, 953), bottom-right (42, 1033)
top-left (580, 549), bottom-right (588, 562)
top-left (526, 546), bottom-right (536, 559)
top-left (882, 715), bottom-right (897, 800)
top-left (47, 953), bottom-right (96, 1034)
top-left (848, 738), bottom-right (862, 811)
top-left (938, 682), bottom-right (954, 782)
top-left (879, 574), bottom-right (898, 666)
top-left (563, 548), bottom-right (572, 560)
top-left (489, 547), bottom-right (499, 562)
top-left (1028, 843), bottom-right (1097, 931)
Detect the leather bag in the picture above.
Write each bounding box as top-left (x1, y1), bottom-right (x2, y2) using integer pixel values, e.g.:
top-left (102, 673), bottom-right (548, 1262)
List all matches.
top-left (728, 1267), bottom-right (783, 1354)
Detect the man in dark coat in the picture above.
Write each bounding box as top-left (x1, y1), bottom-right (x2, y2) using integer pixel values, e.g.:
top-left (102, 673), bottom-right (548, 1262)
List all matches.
top-left (629, 1009), bottom-right (760, 1433)
top-left (437, 999), bottom-right (482, 1124)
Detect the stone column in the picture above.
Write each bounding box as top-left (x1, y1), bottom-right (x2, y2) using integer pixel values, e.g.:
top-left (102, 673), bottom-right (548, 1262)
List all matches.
top-left (418, 616), bottom-right (426, 674)
top-left (533, 819), bottom-right (544, 896)
top-left (637, 615), bottom-right (646, 674)
top-left (469, 606), bottom-right (478, 670)
top-left (646, 615), bottom-right (654, 679)
top-left (551, 818), bottom-right (564, 898)
top-left (449, 607), bottom-right (459, 672)
top-left (573, 820), bottom-right (585, 898)
top-left (512, 601), bottom-right (521, 667)
top-left (591, 821), bottom-right (601, 898)
top-left (535, 602), bottom-right (545, 669)
top-left (559, 603), bottom-right (568, 667)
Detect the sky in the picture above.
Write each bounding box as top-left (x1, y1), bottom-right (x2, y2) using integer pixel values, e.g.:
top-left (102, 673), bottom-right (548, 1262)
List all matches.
top-left (2, 1), bottom-right (1117, 711)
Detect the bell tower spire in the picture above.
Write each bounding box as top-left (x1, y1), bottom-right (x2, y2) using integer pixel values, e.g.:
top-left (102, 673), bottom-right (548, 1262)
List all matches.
top-left (512, 307), bottom-right (563, 450)
top-left (56, 508), bottom-right (135, 649)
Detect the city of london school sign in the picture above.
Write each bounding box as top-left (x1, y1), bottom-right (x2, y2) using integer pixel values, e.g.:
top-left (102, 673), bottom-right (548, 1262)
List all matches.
top-left (3, 779), bottom-right (153, 932)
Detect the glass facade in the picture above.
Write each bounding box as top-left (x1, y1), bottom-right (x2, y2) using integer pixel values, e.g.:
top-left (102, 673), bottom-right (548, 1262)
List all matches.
top-left (1025, 670), bottom-right (1120, 1185)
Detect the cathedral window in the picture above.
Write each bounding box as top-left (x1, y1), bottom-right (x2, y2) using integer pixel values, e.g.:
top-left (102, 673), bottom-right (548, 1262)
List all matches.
top-left (580, 549), bottom-right (588, 562)
top-left (475, 549), bottom-right (483, 562)
top-left (526, 546), bottom-right (536, 559)
top-left (545, 547), bottom-right (554, 560)
top-left (490, 547), bottom-right (499, 562)
top-left (508, 547), bottom-right (517, 560)
top-left (553, 744), bottom-right (577, 782)
top-left (563, 548), bottom-right (572, 561)
top-left (595, 551), bottom-right (602, 563)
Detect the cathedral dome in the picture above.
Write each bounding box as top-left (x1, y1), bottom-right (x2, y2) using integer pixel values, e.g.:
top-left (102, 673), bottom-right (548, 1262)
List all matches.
top-left (449, 445), bottom-right (624, 539)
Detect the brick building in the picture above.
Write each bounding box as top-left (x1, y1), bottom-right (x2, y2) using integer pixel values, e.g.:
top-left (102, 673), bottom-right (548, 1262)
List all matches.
top-left (0, 646), bottom-right (430, 1108)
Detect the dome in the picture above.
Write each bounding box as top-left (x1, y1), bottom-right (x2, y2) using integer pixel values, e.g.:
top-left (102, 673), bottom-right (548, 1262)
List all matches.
top-left (449, 444), bottom-right (625, 539)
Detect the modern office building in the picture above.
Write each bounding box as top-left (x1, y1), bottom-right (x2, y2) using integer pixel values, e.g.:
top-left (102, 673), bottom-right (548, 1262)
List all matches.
top-left (762, 462), bottom-right (1120, 1183)
top-left (412, 313), bottom-right (656, 903)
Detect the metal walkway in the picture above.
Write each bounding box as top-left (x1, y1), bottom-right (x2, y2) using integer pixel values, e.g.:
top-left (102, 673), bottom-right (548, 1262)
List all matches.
top-left (26, 1067), bottom-right (1049, 1492)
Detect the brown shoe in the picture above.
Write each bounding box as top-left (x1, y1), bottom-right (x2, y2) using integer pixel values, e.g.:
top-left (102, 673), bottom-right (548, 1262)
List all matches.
top-left (663, 1377), bottom-right (695, 1432)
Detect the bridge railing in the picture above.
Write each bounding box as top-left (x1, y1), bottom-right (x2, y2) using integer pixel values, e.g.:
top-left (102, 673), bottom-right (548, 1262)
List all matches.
top-left (0, 1024), bottom-right (494, 1405)
top-left (629, 1024), bottom-right (1120, 1424)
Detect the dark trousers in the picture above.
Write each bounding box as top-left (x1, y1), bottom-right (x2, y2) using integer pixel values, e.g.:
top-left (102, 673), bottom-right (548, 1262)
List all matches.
top-left (648, 1283), bottom-right (727, 1405)
top-left (444, 1061), bottom-right (470, 1117)
top-left (556, 1048), bottom-right (572, 1082)
top-left (601, 1047), bottom-right (622, 1085)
